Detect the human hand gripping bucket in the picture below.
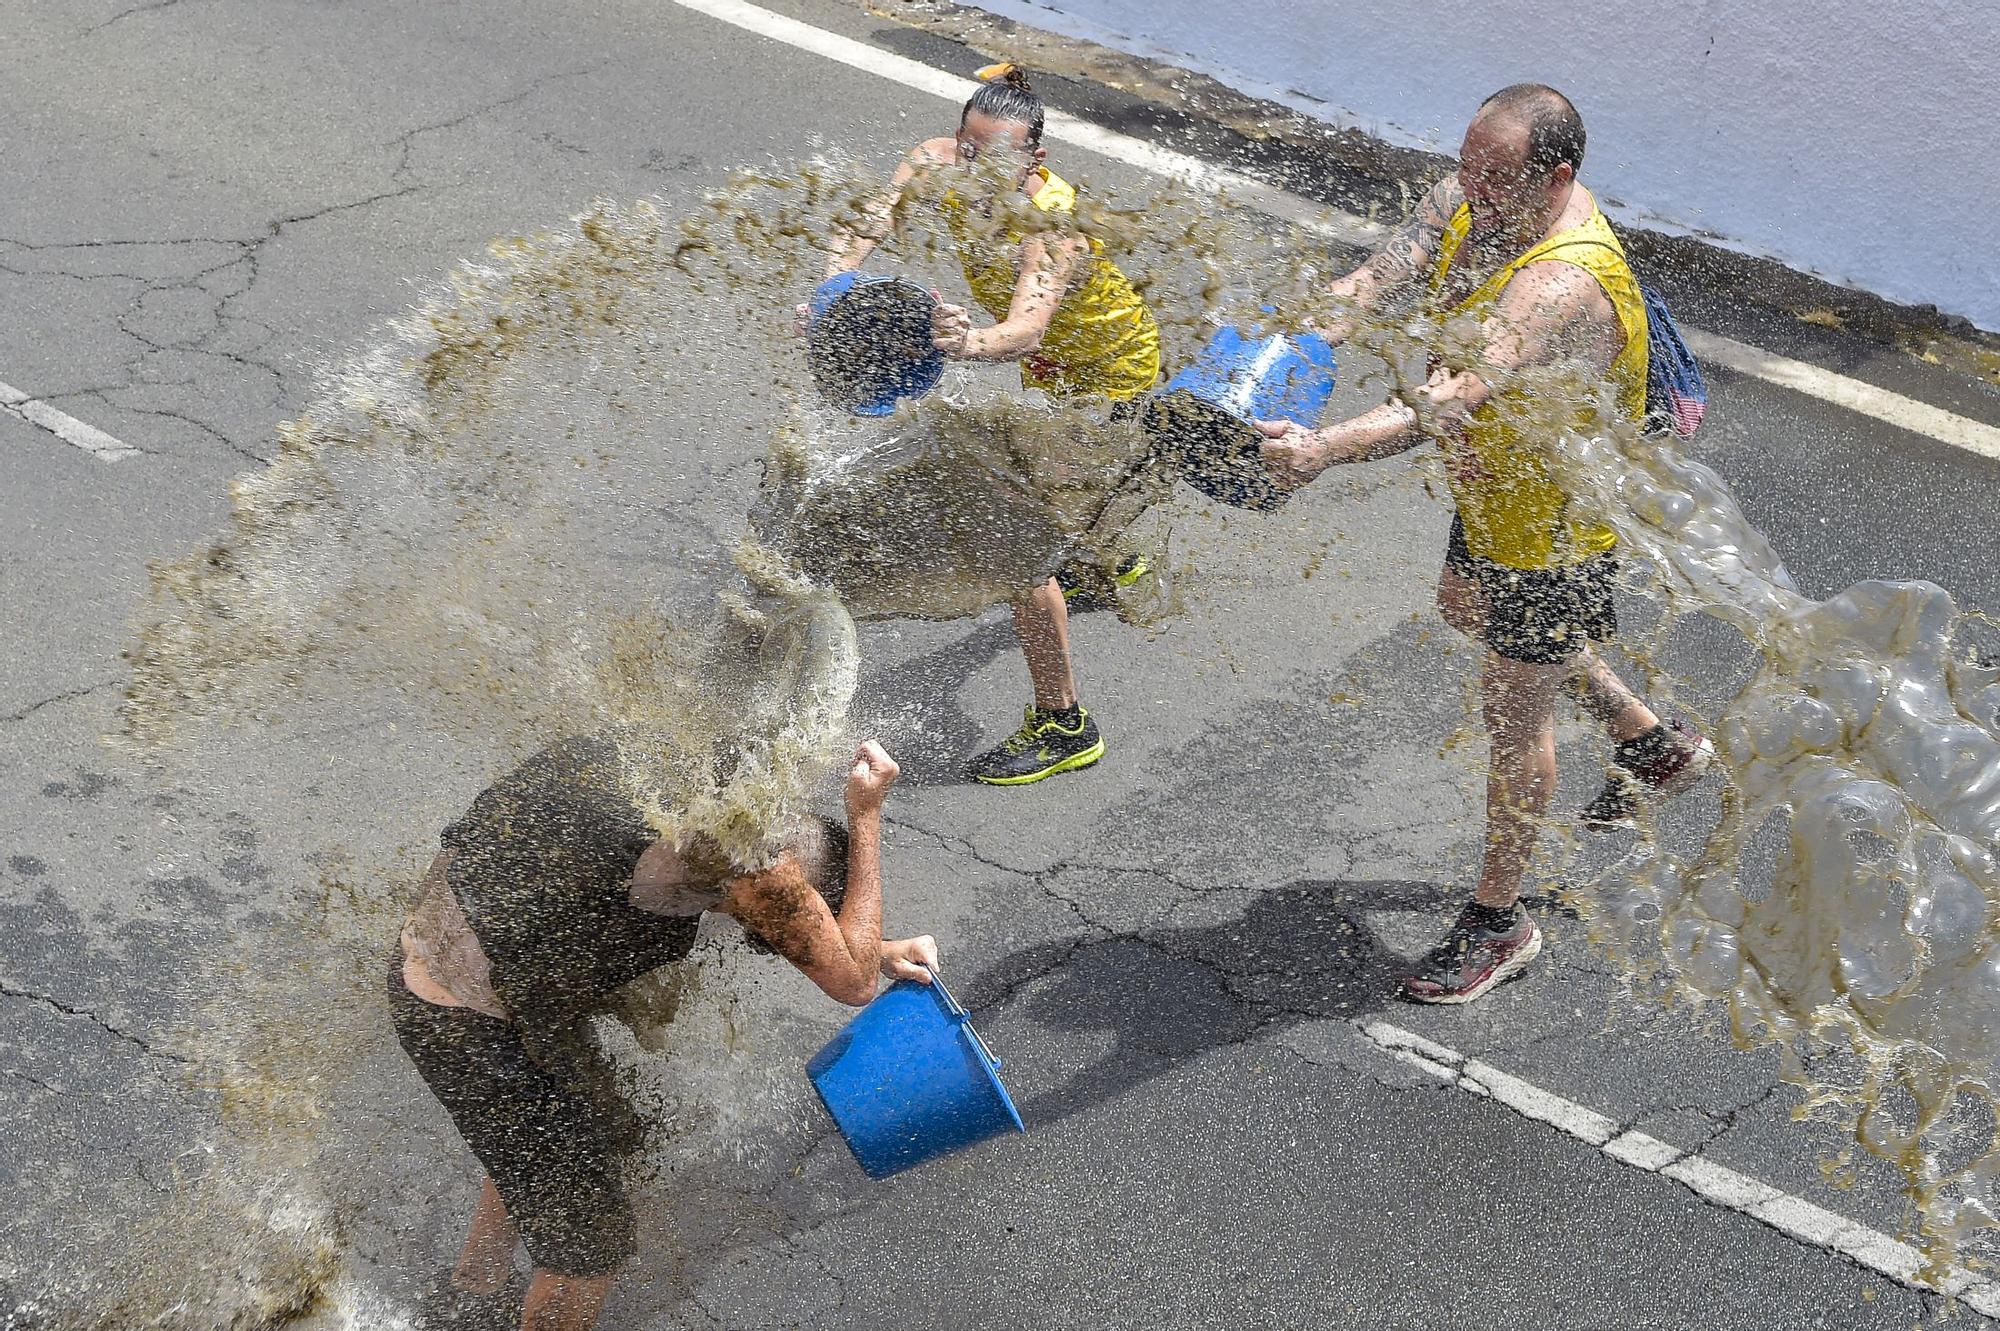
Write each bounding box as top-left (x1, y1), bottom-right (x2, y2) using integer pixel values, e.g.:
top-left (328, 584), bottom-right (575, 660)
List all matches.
top-left (1142, 325), bottom-right (1337, 511)
top-left (806, 968), bottom-right (1025, 1179)
top-left (805, 272), bottom-right (949, 417)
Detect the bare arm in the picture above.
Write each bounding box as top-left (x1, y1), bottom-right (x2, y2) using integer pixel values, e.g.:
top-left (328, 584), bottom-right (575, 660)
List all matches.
top-left (935, 230), bottom-right (1082, 361)
top-left (1258, 400), bottom-right (1424, 487)
top-left (826, 138), bottom-right (955, 278)
top-left (1262, 258), bottom-right (1610, 487)
top-left (1424, 259), bottom-right (1618, 425)
top-left (719, 742), bottom-right (932, 1005)
top-left (1318, 174), bottom-right (1463, 343)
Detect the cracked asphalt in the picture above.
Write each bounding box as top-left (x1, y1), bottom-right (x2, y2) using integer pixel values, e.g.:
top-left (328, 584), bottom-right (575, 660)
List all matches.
top-left (5, 1), bottom-right (2000, 1328)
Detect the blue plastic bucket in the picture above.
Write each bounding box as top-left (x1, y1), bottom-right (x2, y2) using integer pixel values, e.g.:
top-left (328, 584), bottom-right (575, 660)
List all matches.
top-left (805, 272), bottom-right (948, 416)
top-left (1143, 326), bottom-right (1337, 511)
top-left (806, 970), bottom-right (1025, 1179)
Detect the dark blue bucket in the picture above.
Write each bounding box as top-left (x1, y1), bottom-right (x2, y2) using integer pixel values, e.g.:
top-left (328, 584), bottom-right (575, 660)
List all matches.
top-left (805, 272), bottom-right (948, 417)
top-left (1143, 326), bottom-right (1337, 511)
top-left (806, 970), bottom-right (1025, 1179)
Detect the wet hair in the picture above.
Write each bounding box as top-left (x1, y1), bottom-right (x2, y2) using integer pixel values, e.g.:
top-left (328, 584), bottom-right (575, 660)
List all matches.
top-left (962, 62), bottom-right (1045, 147)
top-left (1478, 83), bottom-right (1585, 179)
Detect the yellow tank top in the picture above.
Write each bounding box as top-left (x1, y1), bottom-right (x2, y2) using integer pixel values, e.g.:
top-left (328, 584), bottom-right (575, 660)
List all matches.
top-left (946, 168), bottom-right (1161, 401)
top-left (1428, 202), bottom-right (1649, 570)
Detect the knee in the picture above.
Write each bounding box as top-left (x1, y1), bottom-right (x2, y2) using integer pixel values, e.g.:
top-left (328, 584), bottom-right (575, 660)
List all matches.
top-left (1481, 671), bottom-right (1557, 753)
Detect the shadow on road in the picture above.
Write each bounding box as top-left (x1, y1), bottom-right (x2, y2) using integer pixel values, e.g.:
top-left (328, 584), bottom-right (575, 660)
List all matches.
top-left (975, 877), bottom-right (1460, 1132)
top-left (848, 617), bottom-right (1018, 786)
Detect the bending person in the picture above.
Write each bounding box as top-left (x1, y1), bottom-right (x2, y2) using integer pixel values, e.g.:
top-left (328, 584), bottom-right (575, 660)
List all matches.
top-left (827, 63), bottom-right (1162, 786)
top-left (392, 734), bottom-right (936, 1331)
top-left (1257, 85), bottom-right (1713, 1004)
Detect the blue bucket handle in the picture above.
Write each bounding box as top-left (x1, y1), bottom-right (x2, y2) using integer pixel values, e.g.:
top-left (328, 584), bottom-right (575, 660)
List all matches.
top-left (922, 965), bottom-right (1003, 1071)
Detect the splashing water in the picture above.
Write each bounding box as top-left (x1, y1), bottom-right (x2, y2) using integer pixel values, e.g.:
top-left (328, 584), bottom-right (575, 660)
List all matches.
top-left (754, 389), bottom-right (1177, 623)
top-left (77, 153), bottom-right (2000, 1326)
top-left (92, 163), bottom-right (1297, 1327)
top-left (1548, 409), bottom-right (2000, 1274)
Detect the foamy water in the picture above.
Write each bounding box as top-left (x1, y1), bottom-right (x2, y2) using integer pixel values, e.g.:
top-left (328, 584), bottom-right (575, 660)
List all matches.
top-left (1553, 415), bottom-right (2000, 1270)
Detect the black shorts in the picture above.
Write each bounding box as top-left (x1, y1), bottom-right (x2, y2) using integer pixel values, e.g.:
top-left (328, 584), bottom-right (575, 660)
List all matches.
top-left (1444, 514), bottom-right (1618, 665)
top-left (387, 963), bottom-right (635, 1277)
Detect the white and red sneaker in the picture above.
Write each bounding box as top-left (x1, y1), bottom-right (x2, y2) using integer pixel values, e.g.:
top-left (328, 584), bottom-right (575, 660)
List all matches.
top-left (1578, 720), bottom-right (1716, 831)
top-left (1400, 903), bottom-right (1543, 1004)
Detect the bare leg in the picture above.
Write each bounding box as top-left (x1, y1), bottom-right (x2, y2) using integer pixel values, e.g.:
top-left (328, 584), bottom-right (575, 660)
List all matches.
top-left (1569, 646), bottom-right (1659, 743)
top-left (1011, 577), bottom-right (1078, 710)
top-left (1435, 563), bottom-right (1487, 640)
top-left (1473, 652), bottom-right (1567, 909)
top-left (454, 1177), bottom-right (519, 1294)
top-left (522, 1271), bottom-right (613, 1331)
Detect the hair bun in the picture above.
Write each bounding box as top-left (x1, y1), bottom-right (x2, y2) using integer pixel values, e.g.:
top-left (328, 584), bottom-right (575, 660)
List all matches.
top-left (975, 61), bottom-right (1032, 91)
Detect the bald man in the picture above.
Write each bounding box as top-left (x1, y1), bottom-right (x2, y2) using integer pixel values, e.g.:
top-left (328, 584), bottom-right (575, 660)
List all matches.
top-left (1259, 85), bottom-right (1712, 1003)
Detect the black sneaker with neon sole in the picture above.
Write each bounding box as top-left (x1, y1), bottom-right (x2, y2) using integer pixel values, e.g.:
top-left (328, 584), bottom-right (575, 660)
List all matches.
top-left (1058, 555), bottom-right (1151, 610)
top-left (1400, 903), bottom-right (1543, 1004)
top-left (966, 705), bottom-right (1105, 785)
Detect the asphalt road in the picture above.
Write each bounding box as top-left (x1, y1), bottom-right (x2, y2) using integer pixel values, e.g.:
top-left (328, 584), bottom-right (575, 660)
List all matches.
top-left (4, 2), bottom-right (2000, 1329)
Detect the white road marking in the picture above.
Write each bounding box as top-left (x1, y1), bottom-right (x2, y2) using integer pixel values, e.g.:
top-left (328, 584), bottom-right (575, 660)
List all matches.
top-left (1357, 1020), bottom-right (2000, 1317)
top-left (664, 0), bottom-right (2000, 462)
top-left (1682, 328), bottom-right (2000, 460)
top-left (666, 0), bottom-right (1367, 242)
top-left (2, 381), bottom-right (138, 462)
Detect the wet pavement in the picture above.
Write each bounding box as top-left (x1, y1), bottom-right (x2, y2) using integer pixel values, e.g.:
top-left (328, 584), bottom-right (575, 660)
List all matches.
top-left (5, 1), bottom-right (2000, 1328)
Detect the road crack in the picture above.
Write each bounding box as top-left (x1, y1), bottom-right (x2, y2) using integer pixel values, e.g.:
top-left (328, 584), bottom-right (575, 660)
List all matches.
top-left (0, 977), bottom-right (189, 1066)
top-left (84, 0), bottom-right (199, 35)
top-left (4, 681), bottom-right (119, 725)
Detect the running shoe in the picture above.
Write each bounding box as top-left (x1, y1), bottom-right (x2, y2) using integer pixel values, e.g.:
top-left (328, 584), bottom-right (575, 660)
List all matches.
top-left (1400, 902), bottom-right (1543, 1004)
top-left (1578, 720), bottom-right (1716, 830)
top-left (1059, 554), bottom-right (1151, 609)
top-left (966, 705), bottom-right (1105, 785)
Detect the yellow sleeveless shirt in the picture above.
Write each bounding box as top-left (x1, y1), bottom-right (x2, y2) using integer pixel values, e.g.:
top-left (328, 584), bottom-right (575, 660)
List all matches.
top-left (946, 168), bottom-right (1161, 401)
top-left (1428, 202), bottom-right (1649, 570)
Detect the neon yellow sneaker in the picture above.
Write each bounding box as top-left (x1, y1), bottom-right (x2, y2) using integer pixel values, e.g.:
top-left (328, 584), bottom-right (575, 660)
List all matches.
top-left (1112, 554), bottom-right (1150, 588)
top-left (966, 705), bottom-right (1105, 785)
top-left (1059, 554), bottom-right (1150, 608)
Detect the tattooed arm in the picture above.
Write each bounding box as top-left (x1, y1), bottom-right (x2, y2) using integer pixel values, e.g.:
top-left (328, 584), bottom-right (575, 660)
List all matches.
top-left (1317, 174), bottom-right (1464, 344)
top-left (1260, 257), bottom-right (1608, 489)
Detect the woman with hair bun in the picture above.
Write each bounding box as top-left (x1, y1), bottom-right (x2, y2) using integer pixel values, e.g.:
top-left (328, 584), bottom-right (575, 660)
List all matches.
top-left (828, 62), bottom-right (1162, 787)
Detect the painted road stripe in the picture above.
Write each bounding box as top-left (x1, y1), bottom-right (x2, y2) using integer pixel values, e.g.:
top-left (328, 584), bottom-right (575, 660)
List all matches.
top-left (1356, 1020), bottom-right (2000, 1317)
top-left (1683, 328), bottom-right (2000, 460)
top-left (2, 381), bottom-right (138, 462)
top-left (667, 0), bottom-right (1366, 242)
top-left (665, 0), bottom-right (2000, 462)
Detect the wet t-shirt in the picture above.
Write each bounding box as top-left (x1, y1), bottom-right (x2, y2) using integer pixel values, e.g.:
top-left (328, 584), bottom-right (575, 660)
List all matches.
top-left (441, 733), bottom-right (723, 1072)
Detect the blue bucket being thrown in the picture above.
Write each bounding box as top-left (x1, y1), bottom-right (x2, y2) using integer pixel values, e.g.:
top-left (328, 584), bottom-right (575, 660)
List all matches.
top-left (805, 272), bottom-right (949, 417)
top-left (806, 968), bottom-right (1025, 1179)
top-left (1142, 325), bottom-right (1337, 511)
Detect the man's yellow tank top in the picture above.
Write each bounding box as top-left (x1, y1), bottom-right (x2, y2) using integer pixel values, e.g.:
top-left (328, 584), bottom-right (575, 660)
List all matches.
top-left (946, 168), bottom-right (1161, 401)
top-left (1428, 202), bottom-right (1649, 570)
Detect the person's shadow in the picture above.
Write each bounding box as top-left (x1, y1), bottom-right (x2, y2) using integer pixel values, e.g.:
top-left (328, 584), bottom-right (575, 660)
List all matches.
top-left (846, 617), bottom-right (1019, 786)
top-left (966, 876), bottom-right (1463, 1132)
